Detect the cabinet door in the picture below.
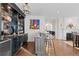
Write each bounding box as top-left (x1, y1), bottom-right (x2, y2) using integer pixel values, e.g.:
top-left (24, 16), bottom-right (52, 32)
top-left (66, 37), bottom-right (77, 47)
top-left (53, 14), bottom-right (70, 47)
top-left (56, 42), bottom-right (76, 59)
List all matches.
top-left (23, 34), bottom-right (28, 42)
top-left (66, 33), bottom-right (73, 40)
top-left (12, 37), bottom-right (16, 55)
top-left (0, 40), bottom-right (11, 56)
top-left (16, 37), bottom-right (20, 50)
top-left (0, 18), bottom-right (3, 35)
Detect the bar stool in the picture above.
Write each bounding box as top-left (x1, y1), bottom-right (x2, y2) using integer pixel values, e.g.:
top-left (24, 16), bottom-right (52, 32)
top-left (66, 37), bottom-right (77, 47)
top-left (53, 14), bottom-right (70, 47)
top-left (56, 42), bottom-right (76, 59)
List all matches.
top-left (45, 33), bottom-right (55, 56)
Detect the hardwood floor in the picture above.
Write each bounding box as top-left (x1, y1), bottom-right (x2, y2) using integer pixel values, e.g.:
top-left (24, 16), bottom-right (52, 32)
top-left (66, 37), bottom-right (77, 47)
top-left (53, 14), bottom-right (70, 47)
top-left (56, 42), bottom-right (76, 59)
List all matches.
top-left (15, 40), bottom-right (79, 56)
top-left (23, 42), bottom-right (35, 54)
top-left (15, 42), bottom-right (35, 56)
top-left (15, 47), bottom-right (34, 56)
top-left (53, 40), bottom-right (79, 56)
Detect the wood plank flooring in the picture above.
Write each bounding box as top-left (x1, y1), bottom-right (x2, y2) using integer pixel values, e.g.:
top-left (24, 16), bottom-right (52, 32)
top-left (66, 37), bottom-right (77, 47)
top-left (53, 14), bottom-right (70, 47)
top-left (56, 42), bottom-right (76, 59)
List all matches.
top-left (15, 40), bottom-right (79, 56)
top-left (15, 42), bottom-right (35, 56)
top-left (53, 40), bottom-right (79, 56)
top-left (23, 42), bottom-right (35, 54)
top-left (15, 47), bottom-right (34, 56)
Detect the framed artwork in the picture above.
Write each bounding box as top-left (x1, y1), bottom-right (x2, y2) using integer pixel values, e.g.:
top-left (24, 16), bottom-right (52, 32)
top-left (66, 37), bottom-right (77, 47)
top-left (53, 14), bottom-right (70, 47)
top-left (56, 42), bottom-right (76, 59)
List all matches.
top-left (30, 19), bottom-right (40, 29)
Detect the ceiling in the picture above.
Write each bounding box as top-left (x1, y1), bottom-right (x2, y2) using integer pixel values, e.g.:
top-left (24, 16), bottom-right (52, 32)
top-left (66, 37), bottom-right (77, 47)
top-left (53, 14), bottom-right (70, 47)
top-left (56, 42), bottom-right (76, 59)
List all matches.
top-left (29, 3), bottom-right (79, 18)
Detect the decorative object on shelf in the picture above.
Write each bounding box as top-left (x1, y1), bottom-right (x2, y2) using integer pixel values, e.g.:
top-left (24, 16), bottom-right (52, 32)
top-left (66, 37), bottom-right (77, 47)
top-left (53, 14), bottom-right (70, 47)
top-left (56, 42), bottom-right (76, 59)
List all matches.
top-left (30, 19), bottom-right (40, 29)
top-left (3, 16), bottom-right (12, 22)
top-left (67, 24), bottom-right (74, 29)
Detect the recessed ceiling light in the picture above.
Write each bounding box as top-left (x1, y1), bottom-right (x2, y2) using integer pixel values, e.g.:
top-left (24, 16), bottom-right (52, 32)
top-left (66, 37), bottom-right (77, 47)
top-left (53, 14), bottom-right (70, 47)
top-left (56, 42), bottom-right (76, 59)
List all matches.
top-left (56, 10), bottom-right (60, 14)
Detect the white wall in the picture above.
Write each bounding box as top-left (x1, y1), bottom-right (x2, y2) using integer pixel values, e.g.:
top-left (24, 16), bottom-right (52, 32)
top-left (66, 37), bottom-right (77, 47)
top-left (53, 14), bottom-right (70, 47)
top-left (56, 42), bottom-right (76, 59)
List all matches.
top-left (24, 15), bottom-right (46, 42)
top-left (57, 18), bottom-right (64, 40)
top-left (52, 17), bottom-right (64, 40)
top-left (53, 17), bottom-right (79, 40)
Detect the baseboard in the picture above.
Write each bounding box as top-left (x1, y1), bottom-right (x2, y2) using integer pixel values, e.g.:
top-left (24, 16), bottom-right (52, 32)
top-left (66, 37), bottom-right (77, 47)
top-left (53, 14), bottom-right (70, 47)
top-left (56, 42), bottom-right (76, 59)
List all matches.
top-left (56, 39), bottom-right (66, 41)
top-left (27, 40), bottom-right (34, 42)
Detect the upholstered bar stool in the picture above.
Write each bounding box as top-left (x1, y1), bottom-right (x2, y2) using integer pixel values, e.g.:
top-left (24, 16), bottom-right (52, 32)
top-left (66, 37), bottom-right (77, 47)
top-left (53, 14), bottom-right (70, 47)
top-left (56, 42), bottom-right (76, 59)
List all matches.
top-left (45, 33), bottom-right (55, 56)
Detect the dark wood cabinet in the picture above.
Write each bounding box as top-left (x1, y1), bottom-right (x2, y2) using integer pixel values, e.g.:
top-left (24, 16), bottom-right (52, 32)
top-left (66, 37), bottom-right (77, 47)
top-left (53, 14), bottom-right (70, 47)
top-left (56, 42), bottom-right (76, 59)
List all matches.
top-left (73, 35), bottom-right (79, 47)
top-left (11, 34), bottom-right (28, 55)
top-left (66, 33), bottom-right (73, 41)
top-left (12, 35), bottom-right (23, 55)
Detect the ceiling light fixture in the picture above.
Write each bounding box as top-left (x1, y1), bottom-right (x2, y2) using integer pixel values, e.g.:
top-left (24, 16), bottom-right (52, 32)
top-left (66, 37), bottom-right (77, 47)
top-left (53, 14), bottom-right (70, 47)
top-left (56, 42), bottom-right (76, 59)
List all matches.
top-left (7, 6), bottom-right (11, 9)
top-left (56, 10), bottom-right (60, 14)
top-left (23, 4), bottom-right (31, 15)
